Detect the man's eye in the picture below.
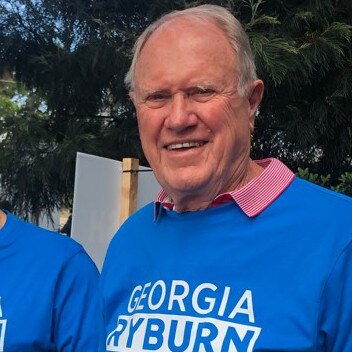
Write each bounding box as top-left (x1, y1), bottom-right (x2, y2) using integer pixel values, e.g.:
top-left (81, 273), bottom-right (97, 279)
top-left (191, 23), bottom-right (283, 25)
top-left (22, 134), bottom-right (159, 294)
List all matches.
top-left (143, 92), bottom-right (171, 108)
top-left (146, 93), bottom-right (169, 101)
top-left (189, 87), bottom-right (215, 101)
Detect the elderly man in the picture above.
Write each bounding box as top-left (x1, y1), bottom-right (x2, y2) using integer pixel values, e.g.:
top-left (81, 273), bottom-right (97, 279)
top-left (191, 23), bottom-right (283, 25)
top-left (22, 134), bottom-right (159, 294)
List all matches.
top-left (102, 5), bottom-right (352, 351)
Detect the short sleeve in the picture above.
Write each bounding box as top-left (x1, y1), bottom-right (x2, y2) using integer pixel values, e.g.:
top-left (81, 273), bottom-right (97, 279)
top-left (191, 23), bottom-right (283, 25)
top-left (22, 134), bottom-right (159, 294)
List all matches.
top-left (319, 240), bottom-right (352, 351)
top-left (53, 251), bottom-right (104, 351)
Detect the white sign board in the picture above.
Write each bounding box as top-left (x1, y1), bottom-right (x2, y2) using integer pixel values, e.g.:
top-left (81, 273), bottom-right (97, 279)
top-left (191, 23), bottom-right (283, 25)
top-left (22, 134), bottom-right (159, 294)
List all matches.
top-left (71, 152), bottom-right (160, 271)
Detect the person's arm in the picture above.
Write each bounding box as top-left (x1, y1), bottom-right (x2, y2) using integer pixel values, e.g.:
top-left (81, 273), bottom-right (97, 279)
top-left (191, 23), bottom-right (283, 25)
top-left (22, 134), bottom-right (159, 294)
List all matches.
top-left (53, 251), bottom-right (104, 352)
top-left (319, 240), bottom-right (352, 351)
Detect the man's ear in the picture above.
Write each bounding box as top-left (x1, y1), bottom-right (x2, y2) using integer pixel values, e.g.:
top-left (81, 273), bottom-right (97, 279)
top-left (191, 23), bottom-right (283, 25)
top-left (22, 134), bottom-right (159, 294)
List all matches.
top-left (129, 91), bottom-right (136, 107)
top-left (248, 80), bottom-right (264, 131)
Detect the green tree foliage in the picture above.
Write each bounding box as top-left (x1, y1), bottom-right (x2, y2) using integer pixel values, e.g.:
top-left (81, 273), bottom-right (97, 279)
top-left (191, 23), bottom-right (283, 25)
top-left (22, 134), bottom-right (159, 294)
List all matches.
top-left (0, 81), bottom-right (100, 222)
top-left (0, 0), bottom-right (351, 218)
top-left (334, 172), bottom-right (352, 196)
top-left (296, 167), bottom-right (331, 187)
top-left (297, 167), bottom-right (352, 197)
top-left (245, 0), bottom-right (352, 179)
top-left (0, 0), bottom-right (144, 218)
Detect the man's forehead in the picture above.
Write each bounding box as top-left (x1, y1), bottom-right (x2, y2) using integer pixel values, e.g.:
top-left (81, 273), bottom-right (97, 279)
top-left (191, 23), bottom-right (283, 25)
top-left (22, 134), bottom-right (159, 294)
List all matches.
top-left (133, 15), bottom-right (237, 91)
top-left (154, 15), bottom-right (216, 31)
top-left (141, 16), bottom-right (227, 52)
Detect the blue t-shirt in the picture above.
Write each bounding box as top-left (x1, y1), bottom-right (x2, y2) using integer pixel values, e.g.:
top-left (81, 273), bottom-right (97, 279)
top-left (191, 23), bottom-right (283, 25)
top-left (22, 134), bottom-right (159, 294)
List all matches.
top-left (101, 178), bottom-right (352, 351)
top-left (0, 212), bottom-right (104, 351)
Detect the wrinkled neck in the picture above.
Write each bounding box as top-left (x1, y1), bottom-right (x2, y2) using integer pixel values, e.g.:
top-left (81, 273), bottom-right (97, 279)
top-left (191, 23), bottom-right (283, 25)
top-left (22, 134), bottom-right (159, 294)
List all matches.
top-left (172, 159), bottom-right (263, 212)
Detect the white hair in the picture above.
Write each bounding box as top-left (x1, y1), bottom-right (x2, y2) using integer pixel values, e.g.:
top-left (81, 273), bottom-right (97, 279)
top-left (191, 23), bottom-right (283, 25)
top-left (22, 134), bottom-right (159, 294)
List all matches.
top-left (124, 4), bottom-right (258, 96)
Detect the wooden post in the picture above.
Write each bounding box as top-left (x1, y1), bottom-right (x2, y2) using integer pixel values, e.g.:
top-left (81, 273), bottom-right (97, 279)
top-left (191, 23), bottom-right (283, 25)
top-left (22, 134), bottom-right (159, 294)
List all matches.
top-left (120, 158), bottom-right (139, 224)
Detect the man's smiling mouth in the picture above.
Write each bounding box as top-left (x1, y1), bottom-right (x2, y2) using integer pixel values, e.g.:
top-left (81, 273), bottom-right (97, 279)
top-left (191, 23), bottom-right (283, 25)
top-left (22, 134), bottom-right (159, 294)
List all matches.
top-left (166, 141), bottom-right (206, 150)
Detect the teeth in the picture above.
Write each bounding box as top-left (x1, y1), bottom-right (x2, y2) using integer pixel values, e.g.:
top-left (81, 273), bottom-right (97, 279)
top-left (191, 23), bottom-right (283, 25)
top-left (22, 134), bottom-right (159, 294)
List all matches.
top-left (167, 142), bottom-right (204, 150)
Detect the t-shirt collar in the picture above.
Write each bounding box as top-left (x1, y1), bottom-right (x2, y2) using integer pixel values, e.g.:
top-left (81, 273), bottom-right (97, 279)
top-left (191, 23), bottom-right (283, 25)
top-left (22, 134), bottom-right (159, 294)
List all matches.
top-left (154, 158), bottom-right (295, 220)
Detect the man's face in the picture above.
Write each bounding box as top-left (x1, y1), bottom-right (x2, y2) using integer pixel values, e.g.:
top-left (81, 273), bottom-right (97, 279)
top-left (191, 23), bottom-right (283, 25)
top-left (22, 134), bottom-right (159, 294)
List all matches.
top-left (132, 18), bottom-right (263, 208)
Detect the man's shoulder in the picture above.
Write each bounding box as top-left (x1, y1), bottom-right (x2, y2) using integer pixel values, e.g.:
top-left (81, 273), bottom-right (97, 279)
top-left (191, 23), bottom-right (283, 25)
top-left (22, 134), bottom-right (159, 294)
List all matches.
top-left (284, 177), bottom-right (352, 224)
top-left (293, 177), bottom-right (352, 206)
top-left (122, 201), bottom-right (155, 227)
top-left (7, 213), bottom-right (86, 261)
top-left (106, 202), bottom-right (155, 251)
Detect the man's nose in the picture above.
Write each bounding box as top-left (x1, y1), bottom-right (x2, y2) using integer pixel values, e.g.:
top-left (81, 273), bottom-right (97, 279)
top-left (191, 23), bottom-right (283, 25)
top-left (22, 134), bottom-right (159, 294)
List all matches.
top-left (164, 93), bottom-right (197, 131)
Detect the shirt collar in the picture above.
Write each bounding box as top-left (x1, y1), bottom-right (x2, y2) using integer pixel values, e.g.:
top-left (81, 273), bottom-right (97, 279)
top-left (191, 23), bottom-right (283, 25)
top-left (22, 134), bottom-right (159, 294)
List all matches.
top-left (154, 158), bottom-right (295, 220)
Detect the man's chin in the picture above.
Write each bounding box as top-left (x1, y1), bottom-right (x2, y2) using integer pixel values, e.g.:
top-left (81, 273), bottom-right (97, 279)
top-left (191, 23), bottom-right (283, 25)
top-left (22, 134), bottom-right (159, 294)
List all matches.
top-left (160, 172), bottom-right (212, 196)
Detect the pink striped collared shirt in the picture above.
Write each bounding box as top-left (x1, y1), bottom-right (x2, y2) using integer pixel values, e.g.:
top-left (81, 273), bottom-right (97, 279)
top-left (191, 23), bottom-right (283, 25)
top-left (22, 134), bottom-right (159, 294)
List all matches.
top-left (154, 158), bottom-right (295, 219)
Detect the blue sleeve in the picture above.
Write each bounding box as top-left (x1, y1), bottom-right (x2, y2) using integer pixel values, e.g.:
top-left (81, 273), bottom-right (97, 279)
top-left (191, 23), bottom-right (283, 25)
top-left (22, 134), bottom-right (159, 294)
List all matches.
top-left (53, 251), bottom-right (105, 351)
top-left (319, 240), bottom-right (352, 351)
